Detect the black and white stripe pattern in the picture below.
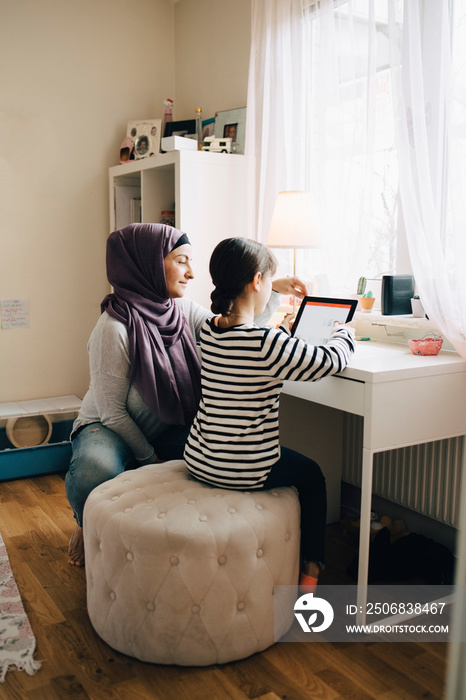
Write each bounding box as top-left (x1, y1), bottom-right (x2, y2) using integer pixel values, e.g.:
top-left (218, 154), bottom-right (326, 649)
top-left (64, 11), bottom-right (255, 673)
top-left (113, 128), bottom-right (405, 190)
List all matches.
top-left (184, 320), bottom-right (355, 489)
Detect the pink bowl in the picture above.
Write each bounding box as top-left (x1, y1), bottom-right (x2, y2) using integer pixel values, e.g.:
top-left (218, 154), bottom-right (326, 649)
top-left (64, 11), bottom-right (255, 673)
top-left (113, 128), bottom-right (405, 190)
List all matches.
top-left (408, 338), bottom-right (443, 355)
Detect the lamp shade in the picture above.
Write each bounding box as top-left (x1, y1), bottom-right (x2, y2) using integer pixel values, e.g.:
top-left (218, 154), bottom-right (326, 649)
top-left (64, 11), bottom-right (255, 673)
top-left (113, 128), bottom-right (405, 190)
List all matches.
top-left (267, 191), bottom-right (321, 249)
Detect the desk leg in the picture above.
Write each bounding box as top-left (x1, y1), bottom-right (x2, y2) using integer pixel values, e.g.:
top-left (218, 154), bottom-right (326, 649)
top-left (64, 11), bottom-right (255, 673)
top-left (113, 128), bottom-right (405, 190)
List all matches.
top-left (356, 447), bottom-right (374, 625)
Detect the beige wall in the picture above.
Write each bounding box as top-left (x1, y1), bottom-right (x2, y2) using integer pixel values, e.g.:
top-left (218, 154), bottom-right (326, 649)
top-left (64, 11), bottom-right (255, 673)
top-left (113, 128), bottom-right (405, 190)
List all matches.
top-left (0, 0), bottom-right (251, 404)
top-left (174, 0), bottom-right (251, 121)
top-left (0, 0), bottom-right (175, 402)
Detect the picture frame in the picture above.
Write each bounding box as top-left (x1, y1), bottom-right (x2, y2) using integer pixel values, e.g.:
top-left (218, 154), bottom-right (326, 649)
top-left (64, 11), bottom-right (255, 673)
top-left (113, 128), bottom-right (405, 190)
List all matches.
top-left (127, 120), bottom-right (162, 159)
top-left (214, 107), bottom-right (246, 154)
top-left (164, 119), bottom-right (196, 139)
top-left (202, 117), bottom-right (215, 140)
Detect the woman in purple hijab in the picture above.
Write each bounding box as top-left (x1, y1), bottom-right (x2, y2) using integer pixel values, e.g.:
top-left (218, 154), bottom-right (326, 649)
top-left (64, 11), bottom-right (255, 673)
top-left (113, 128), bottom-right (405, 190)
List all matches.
top-left (65, 223), bottom-right (309, 566)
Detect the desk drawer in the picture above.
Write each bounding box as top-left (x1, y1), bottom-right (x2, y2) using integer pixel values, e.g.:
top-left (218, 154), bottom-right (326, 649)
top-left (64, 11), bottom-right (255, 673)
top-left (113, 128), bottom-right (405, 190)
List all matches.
top-left (282, 376), bottom-right (364, 415)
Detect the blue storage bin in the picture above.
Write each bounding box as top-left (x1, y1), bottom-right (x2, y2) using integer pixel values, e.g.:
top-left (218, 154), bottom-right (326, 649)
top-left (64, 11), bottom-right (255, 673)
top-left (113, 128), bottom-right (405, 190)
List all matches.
top-left (0, 419), bottom-right (73, 481)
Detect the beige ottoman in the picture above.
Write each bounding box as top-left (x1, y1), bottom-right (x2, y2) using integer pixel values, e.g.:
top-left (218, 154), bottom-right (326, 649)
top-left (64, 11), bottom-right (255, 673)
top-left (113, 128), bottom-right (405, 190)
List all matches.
top-left (83, 460), bottom-right (300, 666)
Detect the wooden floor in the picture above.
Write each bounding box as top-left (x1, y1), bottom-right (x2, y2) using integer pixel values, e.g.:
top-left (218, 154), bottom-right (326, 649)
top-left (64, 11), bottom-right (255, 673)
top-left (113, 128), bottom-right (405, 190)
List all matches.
top-left (1, 473), bottom-right (449, 700)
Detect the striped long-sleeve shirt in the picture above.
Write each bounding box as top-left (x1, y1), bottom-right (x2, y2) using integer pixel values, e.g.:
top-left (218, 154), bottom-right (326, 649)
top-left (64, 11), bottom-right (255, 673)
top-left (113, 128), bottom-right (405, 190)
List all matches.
top-left (184, 319), bottom-right (356, 489)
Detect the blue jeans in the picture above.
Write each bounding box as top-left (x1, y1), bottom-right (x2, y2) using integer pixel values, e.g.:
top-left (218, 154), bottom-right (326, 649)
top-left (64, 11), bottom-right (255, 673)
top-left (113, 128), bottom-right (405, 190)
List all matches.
top-left (260, 446), bottom-right (327, 565)
top-left (65, 422), bottom-right (190, 526)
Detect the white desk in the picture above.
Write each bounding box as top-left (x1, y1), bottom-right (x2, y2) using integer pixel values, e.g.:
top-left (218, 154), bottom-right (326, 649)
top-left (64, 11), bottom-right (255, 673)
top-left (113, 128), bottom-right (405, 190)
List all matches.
top-left (282, 340), bottom-right (466, 623)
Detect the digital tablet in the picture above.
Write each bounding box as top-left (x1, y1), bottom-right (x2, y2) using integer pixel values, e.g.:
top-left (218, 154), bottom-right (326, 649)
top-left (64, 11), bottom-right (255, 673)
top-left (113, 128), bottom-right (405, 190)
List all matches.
top-left (291, 296), bottom-right (358, 346)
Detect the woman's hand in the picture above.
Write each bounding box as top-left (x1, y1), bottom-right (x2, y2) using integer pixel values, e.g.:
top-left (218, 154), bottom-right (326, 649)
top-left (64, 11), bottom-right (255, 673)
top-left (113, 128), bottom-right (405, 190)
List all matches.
top-left (272, 276), bottom-right (310, 300)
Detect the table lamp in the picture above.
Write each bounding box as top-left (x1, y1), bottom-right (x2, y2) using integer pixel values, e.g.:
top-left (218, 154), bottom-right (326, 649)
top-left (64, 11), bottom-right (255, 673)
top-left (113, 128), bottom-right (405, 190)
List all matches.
top-left (266, 190), bottom-right (321, 311)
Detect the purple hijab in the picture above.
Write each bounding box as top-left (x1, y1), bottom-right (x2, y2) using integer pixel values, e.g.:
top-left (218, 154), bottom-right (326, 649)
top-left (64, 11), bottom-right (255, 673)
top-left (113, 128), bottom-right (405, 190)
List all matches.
top-left (101, 223), bottom-right (201, 425)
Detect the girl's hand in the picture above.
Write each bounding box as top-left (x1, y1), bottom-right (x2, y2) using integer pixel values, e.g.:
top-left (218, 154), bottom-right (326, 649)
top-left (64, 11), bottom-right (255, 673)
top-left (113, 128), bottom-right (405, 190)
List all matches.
top-left (272, 276), bottom-right (310, 300)
top-left (281, 312), bottom-right (296, 331)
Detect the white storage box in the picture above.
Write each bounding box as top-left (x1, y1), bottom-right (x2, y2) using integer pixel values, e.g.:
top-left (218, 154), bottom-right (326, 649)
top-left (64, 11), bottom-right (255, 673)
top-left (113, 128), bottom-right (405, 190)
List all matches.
top-left (161, 135), bottom-right (197, 152)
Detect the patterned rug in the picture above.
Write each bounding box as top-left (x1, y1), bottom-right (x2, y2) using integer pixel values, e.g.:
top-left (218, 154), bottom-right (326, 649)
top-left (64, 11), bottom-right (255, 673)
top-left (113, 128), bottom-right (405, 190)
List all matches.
top-left (0, 533), bottom-right (41, 682)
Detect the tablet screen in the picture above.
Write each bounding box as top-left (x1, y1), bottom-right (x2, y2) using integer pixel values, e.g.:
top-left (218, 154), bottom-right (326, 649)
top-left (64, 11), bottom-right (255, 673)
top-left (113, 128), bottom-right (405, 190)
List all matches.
top-left (291, 296), bottom-right (358, 346)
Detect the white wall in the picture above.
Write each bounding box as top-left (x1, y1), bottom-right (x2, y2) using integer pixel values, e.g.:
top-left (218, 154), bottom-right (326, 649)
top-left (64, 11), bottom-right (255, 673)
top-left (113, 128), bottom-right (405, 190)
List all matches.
top-left (173, 0), bottom-right (251, 121)
top-left (0, 0), bottom-right (175, 402)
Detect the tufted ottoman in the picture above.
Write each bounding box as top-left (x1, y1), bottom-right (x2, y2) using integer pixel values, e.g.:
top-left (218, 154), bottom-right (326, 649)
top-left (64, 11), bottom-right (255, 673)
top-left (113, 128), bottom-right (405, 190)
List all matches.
top-left (83, 460), bottom-right (300, 666)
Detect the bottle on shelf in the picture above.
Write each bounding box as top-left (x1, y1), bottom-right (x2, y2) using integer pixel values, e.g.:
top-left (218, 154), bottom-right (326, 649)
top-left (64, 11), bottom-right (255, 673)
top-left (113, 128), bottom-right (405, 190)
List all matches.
top-left (195, 107), bottom-right (203, 150)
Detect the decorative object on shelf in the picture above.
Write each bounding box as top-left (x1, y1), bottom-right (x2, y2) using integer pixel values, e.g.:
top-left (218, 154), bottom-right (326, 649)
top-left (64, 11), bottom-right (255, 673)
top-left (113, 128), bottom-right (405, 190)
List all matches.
top-left (360, 291), bottom-right (376, 312)
top-left (161, 98), bottom-right (173, 139)
top-left (202, 136), bottom-right (232, 153)
top-left (411, 295), bottom-right (426, 318)
top-left (160, 210), bottom-right (175, 227)
top-left (408, 335), bottom-right (443, 356)
top-left (202, 117), bottom-right (215, 140)
top-left (164, 119), bottom-right (196, 140)
top-left (195, 107), bottom-right (203, 150)
top-left (267, 190), bottom-right (321, 313)
top-left (161, 135), bottom-right (197, 152)
top-left (214, 107), bottom-right (246, 154)
top-left (119, 136), bottom-right (134, 164)
top-left (357, 276), bottom-right (367, 295)
top-left (126, 120), bottom-right (161, 160)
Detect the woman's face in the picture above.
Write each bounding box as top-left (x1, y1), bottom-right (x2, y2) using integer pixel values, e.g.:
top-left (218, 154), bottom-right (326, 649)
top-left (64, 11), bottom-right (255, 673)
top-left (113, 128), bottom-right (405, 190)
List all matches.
top-left (164, 244), bottom-right (194, 298)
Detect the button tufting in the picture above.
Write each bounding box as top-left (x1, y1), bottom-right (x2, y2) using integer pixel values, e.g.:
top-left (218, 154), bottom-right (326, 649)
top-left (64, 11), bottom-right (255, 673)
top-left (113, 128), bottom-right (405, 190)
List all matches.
top-left (192, 604), bottom-right (201, 613)
top-left (285, 533), bottom-right (290, 541)
top-left (272, 491), bottom-right (280, 496)
top-left (187, 499), bottom-right (195, 505)
top-left (170, 556), bottom-right (179, 566)
top-left (237, 602), bottom-right (245, 610)
top-left (256, 548), bottom-right (264, 557)
top-left (199, 514), bottom-right (207, 522)
top-left (218, 555), bottom-right (227, 565)
top-left (111, 496), bottom-right (119, 501)
top-left (146, 602), bottom-right (155, 611)
top-left (255, 504), bottom-right (263, 510)
top-left (99, 542), bottom-right (103, 550)
top-left (158, 512), bottom-right (166, 519)
top-left (126, 552), bottom-right (134, 561)
top-left (124, 507), bottom-right (132, 513)
top-left (110, 592), bottom-right (116, 600)
top-left (228, 508), bottom-right (236, 514)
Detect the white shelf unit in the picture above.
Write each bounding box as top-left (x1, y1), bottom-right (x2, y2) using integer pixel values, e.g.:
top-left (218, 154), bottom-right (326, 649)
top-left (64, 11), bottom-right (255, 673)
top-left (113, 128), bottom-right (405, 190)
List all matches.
top-left (109, 151), bottom-right (246, 308)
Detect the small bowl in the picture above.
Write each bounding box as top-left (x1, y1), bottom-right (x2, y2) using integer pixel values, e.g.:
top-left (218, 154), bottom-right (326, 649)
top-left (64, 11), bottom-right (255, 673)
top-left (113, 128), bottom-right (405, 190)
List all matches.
top-left (408, 338), bottom-right (443, 356)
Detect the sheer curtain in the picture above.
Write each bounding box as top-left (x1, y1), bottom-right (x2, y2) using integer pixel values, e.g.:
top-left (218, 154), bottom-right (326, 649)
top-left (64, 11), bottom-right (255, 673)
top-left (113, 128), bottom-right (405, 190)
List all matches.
top-left (246, 0), bottom-right (381, 293)
top-left (386, 2), bottom-right (466, 697)
top-left (388, 0), bottom-right (466, 358)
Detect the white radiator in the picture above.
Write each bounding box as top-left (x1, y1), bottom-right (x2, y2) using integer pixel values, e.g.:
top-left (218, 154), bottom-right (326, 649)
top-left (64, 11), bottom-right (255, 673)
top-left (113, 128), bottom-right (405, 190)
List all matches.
top-left (342, 414), bottom-right (463, 528)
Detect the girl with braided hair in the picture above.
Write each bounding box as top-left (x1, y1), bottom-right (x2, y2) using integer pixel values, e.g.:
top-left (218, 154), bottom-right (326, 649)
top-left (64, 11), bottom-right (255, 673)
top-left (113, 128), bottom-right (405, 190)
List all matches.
top-left (184, 237), bottom-right (356, 588)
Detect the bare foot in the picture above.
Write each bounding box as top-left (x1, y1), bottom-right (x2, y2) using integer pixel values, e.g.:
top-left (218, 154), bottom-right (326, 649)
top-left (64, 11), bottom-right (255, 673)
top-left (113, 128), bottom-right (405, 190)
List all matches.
top-left (68, 524), bottom-right (85, 567)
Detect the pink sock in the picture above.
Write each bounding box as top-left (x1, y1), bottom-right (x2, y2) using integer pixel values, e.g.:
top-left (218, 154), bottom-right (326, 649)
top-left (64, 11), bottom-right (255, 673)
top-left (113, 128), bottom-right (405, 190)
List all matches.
top-left (299, 572), bottom-right (319, 590)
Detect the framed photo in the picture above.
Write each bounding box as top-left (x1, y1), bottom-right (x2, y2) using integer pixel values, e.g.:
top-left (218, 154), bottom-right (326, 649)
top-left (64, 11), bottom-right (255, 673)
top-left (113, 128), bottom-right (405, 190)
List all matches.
top-left (214, 107), bottom-right (246, 154)
top-left (202, 117), bottom-right (215, 140)
top-left (127, 120), bottom-right (162, 159)
top-left (164, 120), bottom-right (196, 138)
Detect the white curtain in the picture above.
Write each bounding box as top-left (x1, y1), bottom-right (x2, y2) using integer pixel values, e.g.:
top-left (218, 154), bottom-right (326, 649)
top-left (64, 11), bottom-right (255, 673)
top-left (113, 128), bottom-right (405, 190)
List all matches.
top-left (246, 0), bottom-right (381, 294)
top-left (387, 2), bottom-right (466, 698)
top-left (388, 0), bottom-right (466, 359)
